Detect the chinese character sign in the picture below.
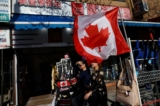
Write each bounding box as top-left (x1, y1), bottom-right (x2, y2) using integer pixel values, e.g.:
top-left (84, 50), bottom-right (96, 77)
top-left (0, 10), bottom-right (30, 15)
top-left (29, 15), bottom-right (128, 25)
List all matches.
top-left (71, 2), bottom-right (84, 16)
top-left (14, 0), bottom-right (71, 16)
top-left (0, 0), bottom-right (10, 22)
top-left (14, 0), bottom-right (132, 19)
top-left (100, 6), bottom-right (132, 20)
top-left (18, 0), bottom-right (61, 8)
top-left (71, 3), bottom-right (132, 20)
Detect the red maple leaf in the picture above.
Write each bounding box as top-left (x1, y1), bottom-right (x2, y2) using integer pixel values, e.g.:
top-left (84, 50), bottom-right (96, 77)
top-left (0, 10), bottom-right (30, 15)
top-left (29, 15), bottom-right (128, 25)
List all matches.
top-left (61, 82), bottom-right (66, 86)
top-left (81, 24), bottom-right (110, 52)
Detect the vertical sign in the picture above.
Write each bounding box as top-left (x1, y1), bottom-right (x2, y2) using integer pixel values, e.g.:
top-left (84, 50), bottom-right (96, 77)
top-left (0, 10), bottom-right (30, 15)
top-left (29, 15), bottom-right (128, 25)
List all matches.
top-left (0, 28), bottom-right (10, 49)
top-left (71, 2), bottom-right (84, 16)
top-left (132, 0), bottom-right (149, 16)
top-left (0, 0), bottom-right (10, 22)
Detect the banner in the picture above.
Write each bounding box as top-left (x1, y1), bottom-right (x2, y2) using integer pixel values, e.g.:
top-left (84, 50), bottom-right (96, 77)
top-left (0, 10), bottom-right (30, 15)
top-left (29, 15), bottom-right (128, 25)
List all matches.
top-left (100, 5), bottom-right (132, 20)
top-left (71, 2), bottom-right (84, 16)
top-left (13, 0), bottom-right (72, 16)
top-left (0, 28), bottom-right (10, 49)
top-left (71, 3), bottom-right (132, 20)
top-left (0, 0), bottom-right (10, 22)
top-left (86, 4), bottom-right (132, 20)
top-left (13, 0), bottom-right (132, 20)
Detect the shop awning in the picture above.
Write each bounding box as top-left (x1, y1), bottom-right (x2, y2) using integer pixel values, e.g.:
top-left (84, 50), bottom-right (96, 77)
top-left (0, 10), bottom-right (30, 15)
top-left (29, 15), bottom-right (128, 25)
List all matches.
top-left (10, 14), bottom-right (74, 30)
top-left (10, 14), bottom-right (160, 30)
top-left (118, 20), bottom-right (160, 27)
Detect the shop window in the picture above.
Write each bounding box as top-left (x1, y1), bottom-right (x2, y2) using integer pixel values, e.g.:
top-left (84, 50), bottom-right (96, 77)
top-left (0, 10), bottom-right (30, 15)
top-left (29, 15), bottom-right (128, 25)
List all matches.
top-left (48, 28), bottom-right (62, 43)
top-left (101, 56), bottom-right (120, 81)
top-left (38, 0), bottom-right (45, 6)
top-left (28, 0), bottom-right (37, 6)
top-left (46, 0), bottom-right (53, 7)
top-left (18, 0), bottom-right (28, 5)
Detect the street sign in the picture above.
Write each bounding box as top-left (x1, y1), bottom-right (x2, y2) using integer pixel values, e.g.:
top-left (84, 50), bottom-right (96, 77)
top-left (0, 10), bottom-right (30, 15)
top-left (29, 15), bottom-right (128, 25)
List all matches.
top-left (0, 13), bottom-right (9, 21)
top-left (0, 0), bottom-right (10, 22)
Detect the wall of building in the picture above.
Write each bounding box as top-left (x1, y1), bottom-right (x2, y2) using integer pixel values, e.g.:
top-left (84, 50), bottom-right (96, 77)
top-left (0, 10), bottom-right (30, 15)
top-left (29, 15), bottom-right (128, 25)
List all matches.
top-left (143, 0), bottom-right (160, 21)
top-left (75, 0), bottom-right (129, 7)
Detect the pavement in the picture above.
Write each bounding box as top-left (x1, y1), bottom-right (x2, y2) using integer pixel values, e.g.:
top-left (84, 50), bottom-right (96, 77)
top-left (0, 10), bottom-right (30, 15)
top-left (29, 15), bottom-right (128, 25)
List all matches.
top-left (25, 81), bottom-right (157, 106)
top-left (25, 81), bottom-right (117, 106)
top-left (106, 81), bottom-right (116, 106)
top-left (25, 94), bottom-right (53, 106)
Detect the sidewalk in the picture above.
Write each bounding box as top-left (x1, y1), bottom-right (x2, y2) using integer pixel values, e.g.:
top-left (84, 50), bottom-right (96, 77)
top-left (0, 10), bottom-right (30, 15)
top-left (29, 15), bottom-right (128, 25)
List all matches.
top-left (26, 94), bottom-right (53, 106)
top-left (106, 81), bottom-right (116, 106)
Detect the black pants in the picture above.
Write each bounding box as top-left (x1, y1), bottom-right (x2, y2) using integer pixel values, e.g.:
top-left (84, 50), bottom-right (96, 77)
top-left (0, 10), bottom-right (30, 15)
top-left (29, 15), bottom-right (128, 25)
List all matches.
top-left (88, 92), bottom-right (108, 106)
top-left (72, 94), bottom-right (87, 106)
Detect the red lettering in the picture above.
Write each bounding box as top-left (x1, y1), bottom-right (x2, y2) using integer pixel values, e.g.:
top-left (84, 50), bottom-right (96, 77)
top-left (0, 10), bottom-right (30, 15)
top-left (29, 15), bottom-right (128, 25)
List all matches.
top-left (18, 0), bottom-right (27, 5)
top-left (18, 0), bottom-right (61, 8)
top-left (38, 0), bottom-right (45, 6)
top-left (53, 0), bottom-right (61, 8)
top-left (28, 0), bottom-right (37, 6)
top-left (46, 0), bottom-right (53, 7)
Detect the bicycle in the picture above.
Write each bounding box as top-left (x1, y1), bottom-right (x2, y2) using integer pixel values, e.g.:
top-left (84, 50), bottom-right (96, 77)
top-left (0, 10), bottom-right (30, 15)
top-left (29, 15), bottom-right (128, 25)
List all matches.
top-left (103, 67), bottom-right (113, 81)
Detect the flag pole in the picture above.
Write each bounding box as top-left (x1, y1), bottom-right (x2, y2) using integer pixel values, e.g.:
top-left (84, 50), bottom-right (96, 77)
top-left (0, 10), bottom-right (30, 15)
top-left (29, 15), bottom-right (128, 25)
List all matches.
top-left (118, 9), bottom-right (128, 44)
top-left (119, 8), bottom-right (142, 106)
top-left (128, 38), bottom-right (142, 106)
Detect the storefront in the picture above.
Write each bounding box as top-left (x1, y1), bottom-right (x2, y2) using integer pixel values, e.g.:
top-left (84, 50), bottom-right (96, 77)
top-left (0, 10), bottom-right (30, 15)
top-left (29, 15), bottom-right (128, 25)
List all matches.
top-left (9, 15), bottom-right (75, 106)
top-left (9, 0), bottom-right (160, 105)
top-left (9, 19), bottom-right (160, 105)
top-left (9, 13), bottom-right (160, 104)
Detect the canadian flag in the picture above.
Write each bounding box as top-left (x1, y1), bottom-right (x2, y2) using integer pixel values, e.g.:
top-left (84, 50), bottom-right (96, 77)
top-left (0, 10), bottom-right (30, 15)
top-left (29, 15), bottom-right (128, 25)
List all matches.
top-left (57, 81), bottom-right (71, 88)
top-left (73, 7), bottom-right (130, 64)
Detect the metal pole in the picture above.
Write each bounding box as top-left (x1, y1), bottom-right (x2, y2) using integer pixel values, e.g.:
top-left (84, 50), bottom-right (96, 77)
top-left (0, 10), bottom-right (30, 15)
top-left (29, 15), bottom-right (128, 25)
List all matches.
top-left (119, 9), bottom-right (128, 43)
top-left (13, 51), bottom-right (18, 106)
top-left (119, 9), bottom-right (142, 106)
top-left (9, 61), bottom-right (13, 104)
top-left (119, 57), bottom-right (123, 70)
top-left (1, 50), bottom-right (3, 106)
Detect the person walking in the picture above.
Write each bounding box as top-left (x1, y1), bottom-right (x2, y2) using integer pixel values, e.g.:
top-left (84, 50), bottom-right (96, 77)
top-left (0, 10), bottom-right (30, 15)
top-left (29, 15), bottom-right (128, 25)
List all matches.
top-left (72, 60), bottom-right (90, 106)
top-left (84, 62), bottom-right (108, 106)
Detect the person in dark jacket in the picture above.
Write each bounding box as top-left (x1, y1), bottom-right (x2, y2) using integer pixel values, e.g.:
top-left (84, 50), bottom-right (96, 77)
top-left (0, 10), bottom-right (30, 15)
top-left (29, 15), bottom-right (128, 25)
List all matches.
top-left (72, 60), bottom-right (90, 106)
top-left (84, 62), bottom-right (108, 106)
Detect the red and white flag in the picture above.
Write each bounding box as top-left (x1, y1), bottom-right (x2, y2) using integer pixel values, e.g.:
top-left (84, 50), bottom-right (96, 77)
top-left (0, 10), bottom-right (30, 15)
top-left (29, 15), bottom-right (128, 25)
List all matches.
top-left (73, 7), bottom-right (130, 64)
